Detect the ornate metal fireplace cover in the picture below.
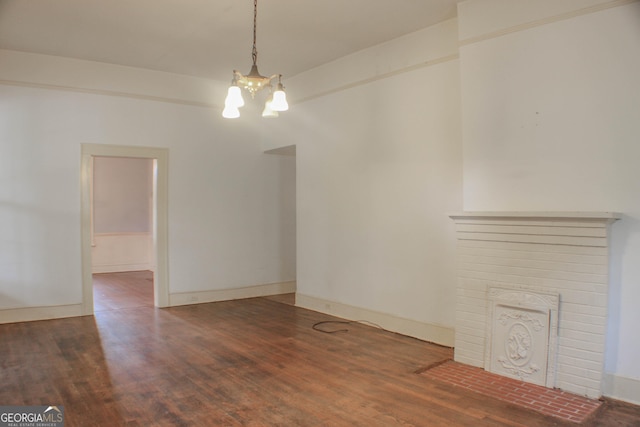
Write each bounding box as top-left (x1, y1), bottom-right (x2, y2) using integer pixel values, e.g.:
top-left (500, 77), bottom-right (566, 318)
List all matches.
top-left (486, 287), bottom-right (559, 387)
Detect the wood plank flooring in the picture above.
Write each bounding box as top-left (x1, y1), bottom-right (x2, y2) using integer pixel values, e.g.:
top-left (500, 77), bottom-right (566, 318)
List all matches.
top-left (93, 271), bottom-right (154, 312)
top-left (1, 272), bottom-right (639, 426)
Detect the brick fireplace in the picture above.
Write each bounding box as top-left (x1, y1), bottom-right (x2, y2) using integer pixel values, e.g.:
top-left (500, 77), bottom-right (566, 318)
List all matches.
top-left (449, 212), bottom-right (620, 399)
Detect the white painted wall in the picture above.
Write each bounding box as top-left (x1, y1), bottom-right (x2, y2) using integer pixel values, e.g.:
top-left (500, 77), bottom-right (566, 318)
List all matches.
top-left (458, 0), bottom-right (640, 403)
top-left (92, 233), bottom-right (153, 273)
top-left (263, 20), bottom-right (462, 346)
top-left (93, 156), bottom-right (152, 233)
top-left (0, 52), bottom-right (296, 314)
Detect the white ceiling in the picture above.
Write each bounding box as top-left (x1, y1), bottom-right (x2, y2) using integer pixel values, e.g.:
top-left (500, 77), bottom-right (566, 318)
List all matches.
top-left (0, 0), bottom-right (459, 81)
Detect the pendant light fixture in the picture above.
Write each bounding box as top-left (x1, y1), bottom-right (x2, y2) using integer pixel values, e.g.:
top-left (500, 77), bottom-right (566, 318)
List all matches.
top-left (223, 0), bottom-right (288, 119)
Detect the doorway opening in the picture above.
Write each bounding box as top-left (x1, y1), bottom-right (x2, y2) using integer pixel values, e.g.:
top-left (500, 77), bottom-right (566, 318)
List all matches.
top-left (91, 155), bottom-right (154, 311)
top-left (80, 144), bottom-right (169, 315)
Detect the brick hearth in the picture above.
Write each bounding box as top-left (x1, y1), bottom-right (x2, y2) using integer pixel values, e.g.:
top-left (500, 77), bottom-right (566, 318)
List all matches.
top-left (422, 360), bottom-right (602, 423)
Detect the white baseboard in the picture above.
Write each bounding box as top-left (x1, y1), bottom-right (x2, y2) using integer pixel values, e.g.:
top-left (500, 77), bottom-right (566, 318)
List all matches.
top-left (0, 304), bottom-right (84, 324)
top-left (603, 373), bottom-right (640, 405)
top-left (169, 281), bottom-right (297, 307)
top-left (295, 294), bottom-right (454, 347)
top-left (92, 264), bottom-right (152, 274)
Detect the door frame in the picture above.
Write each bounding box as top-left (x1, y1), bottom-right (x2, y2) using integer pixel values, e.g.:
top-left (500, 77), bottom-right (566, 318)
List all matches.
top-left (80, 143), bottom-right (169, 314)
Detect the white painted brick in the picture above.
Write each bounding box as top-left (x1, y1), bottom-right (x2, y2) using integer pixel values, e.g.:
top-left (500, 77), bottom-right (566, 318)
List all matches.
top-left (456, 315), bottom-right (485, 327)
top-left (558, 365), bottom-right (599, 382)
top-left (456, 328), bottom-right (485, 346)
top-left (560, 311), bottom-right (607, 327)
top-left (455, 339), bottom-right (484, 354)
top-left (454, 344), bottom-right (484, 358)
top-left (455, 321), bottom-right (485, 332)
top-left (534, 277), bottom-right (605, 291)
top-left (461, 262), bottom-right (607, 285)
top-left (577, 367), bottom-right (607, 382)
top-left (556, 372), bottom-right (602, 398)
top-left (460, 269), bottom-right (608, 292)
top-left (558, 346), bottom-right (606, 364)
top-left (560, 308), bottom-right (608, 323)
top-left (558, 337), bottom-right (606, 353)
top-left (457, 283), bottom-right (488, 294)
top-left (558, 321), bottom-right (607, 335)
top-left (454, 353), bottom-right (484, 368)
top-left (457, 301), bottom-right (487, 315)
top-left (559, 305), bottom-right (606, 319)
top-left (457, 297), bottom-right (486, 309)
top-left (456, 310), bottom-right (486, 324)
top-left (558, 320), bottom-right (606, 335)
top-left (456, 302), bottom-right (486, 314)
top-left (557, 383), bottom-right (601, 399)
top-left (457, 294), bottom-right (486, 306)
top-left (456, 334), bottom-right (485, 347)
top-left (460, 270), bottom-right (540, 287)
top-left (458, 246), bottom-right (607, 265)
top-left (562, 302), bottom-right (607, 317)
top-left (459, 254), bottom-right (607, 275)
top-left (457, 289), bottom-right (487, 300)
top-left (452, 213), bottom-right (615, 398)
top-left (558, 329), bottom-right (605, 344)
top-left (548, 280), bottom-right (608, 292)
top-left (558, 382), bottom-right (601, 397)
top-left (559, 364), bottom-right (595, 382)
top-left (559, 290), bottom-right (608, 307)
top-left (554, 282), bottom-right (609, 293)
top-left (556, 354), bottom-right (603, 372)
top-left (457, 323), bottom-right (485, 336)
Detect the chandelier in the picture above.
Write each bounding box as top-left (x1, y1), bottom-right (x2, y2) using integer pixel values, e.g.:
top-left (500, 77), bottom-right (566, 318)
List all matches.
top-left (222, 0), bottom-right (288, 119)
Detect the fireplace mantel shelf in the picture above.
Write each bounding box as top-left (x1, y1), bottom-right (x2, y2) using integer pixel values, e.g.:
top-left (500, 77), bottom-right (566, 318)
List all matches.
top-left (449, 211), bottom-right (621, 223)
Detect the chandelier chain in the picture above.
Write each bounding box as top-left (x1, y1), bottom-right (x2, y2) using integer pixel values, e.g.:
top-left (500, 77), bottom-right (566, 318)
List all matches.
top-left (252, 0), bottom-right (258, 66)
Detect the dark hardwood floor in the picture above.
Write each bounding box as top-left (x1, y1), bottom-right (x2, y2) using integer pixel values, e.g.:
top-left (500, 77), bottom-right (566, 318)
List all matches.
top-left (1, 271), bottom-right (638, 426)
